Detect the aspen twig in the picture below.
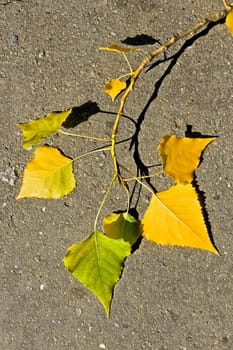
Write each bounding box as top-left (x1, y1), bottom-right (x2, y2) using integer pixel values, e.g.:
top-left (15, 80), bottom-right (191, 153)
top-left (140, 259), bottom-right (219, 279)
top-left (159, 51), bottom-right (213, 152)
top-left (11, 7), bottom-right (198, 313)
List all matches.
top-left (111, 7), bottom-right (228, 178)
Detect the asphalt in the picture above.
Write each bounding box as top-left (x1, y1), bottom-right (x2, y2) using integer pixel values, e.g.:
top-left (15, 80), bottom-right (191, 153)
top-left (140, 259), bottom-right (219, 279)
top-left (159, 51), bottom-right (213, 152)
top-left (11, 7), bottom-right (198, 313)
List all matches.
top-left (1, 1), bottom-right (233, 349)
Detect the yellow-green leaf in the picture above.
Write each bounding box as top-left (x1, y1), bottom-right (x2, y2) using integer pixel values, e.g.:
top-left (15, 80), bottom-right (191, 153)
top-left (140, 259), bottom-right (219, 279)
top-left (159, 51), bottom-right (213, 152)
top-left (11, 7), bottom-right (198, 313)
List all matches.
top-left (17, 145), bottom-right (75, 199)
top-left (64, 231), bottom-right (131, 316)
top-left (103, 212), bottom-right (140, 245)
top-left (98, 43), bottom-right (140, 53)
top-left (158, 135), bottom-right (216, 184)
top-left (226, 10), bottom-right (233, 36)
top-left (141, 184), bottom-right (218, 254)
top-left (104, 79), bottom-right (127, 101)
top-left (18, 109), bottom-right (72, 149)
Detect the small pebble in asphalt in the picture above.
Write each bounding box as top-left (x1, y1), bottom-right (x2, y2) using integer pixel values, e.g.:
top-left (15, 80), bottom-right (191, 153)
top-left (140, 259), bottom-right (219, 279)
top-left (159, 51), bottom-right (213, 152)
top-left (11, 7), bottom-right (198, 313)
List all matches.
top-left (11, 34), bottom-right (19, 46)
top-left (75, 307), bottom-right (82, 318)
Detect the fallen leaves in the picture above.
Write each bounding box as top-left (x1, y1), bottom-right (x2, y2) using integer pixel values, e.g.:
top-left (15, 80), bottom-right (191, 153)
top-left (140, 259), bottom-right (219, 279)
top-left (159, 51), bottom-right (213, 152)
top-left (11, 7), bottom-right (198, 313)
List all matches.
top-left (18, 109), bottom-right (72, 149)
top-left (104, 79), bottom-right (127, 101)
top-left (64, 212), bottom-right (140, 316)
top-left (17, 145), bottom-right (76, 199)
top-left (98, 42), bottom-right (138, 100)
top-left (141, 184), bottom-right (218, 254)
top-left (141, 135), bottom-right (217, 254)
top-left (158, 135), bottom-right (216, 184)
top-left (17, 122), bottom-right (218, 315)
top-left (64, 230), bottom-right (131, 316)
top-left (16, 4), bottom-right (226, 317)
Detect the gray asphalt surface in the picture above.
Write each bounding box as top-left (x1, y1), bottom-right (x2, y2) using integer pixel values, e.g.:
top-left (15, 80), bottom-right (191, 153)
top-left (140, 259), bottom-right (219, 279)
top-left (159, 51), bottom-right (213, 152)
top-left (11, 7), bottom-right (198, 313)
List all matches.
top-left (1, 1), bottom-right (233, 349)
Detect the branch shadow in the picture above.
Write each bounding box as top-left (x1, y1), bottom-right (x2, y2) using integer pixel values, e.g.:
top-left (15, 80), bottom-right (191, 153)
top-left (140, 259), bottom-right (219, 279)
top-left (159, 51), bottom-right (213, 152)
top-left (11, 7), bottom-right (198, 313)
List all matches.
top-left (129, 19), bottom-right (224, 207)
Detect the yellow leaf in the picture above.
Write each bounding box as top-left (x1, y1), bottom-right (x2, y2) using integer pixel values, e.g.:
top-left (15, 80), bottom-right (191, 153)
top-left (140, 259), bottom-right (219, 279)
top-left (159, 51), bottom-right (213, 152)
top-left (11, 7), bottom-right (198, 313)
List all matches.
top-left (104, 79), bottom-right (127, 101)
top-left (226, 10), bottom-right (233, 36)
top-left (141, 184), bottom-right (218, 254)
top-left (17, 145), bottom-right (76, 199)
top-left (98, 43), bottom-right (140, 53)
top-left (158, 135), bottom-right (216, 184)
top-left (18, 109), bottom-right (72, 149)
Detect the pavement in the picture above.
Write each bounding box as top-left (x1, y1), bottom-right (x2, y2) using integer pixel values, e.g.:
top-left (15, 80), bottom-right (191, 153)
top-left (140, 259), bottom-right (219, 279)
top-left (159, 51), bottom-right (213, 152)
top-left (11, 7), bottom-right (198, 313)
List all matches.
top-left (1, 0), bottom-right (233, 349)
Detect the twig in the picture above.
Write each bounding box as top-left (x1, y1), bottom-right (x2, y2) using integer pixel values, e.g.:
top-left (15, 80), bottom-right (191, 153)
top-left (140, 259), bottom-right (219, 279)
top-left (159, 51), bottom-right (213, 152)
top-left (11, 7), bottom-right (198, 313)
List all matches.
top-left (111, 7), bottom-right (229, 178)
top-left (222, 0), bottom-right (232, 11)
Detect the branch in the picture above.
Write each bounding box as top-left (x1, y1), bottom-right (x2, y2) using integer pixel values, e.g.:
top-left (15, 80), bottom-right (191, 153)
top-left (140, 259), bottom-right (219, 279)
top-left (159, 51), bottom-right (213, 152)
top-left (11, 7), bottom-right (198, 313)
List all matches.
top-left (111, 7), bottom-right (229, 177)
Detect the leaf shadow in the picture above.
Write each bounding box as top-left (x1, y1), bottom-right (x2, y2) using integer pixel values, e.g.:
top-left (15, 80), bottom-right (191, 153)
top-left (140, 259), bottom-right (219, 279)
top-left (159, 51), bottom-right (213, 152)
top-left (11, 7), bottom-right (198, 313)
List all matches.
top-left (185, 124), bottom-right (219, 252)
top-left (185, 124), bottom-right (218, 166)
top-left (62, 100), bottom-right (137, 131)
top-left (62, 101), bottom-right (100, 128)
top-left (129, 19), bottom-right (224, 208)
top-left (185, 124), bottom-right (218, 139)
top-left (121, 34), bottom-right (159, 46)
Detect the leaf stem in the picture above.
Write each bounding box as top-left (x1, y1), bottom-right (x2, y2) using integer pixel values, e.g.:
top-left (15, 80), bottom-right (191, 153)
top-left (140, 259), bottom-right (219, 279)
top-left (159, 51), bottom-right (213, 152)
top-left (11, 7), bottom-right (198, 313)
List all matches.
top-left (122, 52), bottom-right (133, 73)
top-left (123, 171), bottom-right (163, 182)
top-left (117, 72), bottom-right (133, 80)
top-left (94, 174), bottom-right (117, 231)
top-left (59, 129), bottom-right (111, 142)
top-left (118, 163), bottom-right (157, 197)
top-left (73, 146), bottom-right (111, 162)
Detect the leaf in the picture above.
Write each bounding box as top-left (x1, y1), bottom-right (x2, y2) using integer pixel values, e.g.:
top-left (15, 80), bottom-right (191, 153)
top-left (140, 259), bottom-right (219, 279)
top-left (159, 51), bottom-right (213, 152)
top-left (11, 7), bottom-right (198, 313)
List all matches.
top-left (141, 184), bottom-right (218, 254)
top-left (63, 231), bottom-right (131, 316)
top-left (226, 10), bottom-right (233, 36)
top-left (158, 135), bottom-right (216, 184)
top-left (18, 109), bottom-right (72, 149)
top-left (104, 79), bottom-right (127, 101)
top-left (98, 42), bottom-right (140, 53)
top-left (17, 145), bottom-right (75, 199)
top-left (103, 212), bottom-right (140, 245)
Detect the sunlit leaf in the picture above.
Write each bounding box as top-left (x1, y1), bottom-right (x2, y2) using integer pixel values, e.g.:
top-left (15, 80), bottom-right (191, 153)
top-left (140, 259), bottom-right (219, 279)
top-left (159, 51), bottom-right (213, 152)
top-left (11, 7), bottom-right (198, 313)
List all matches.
top-left (226, 10), bottom-right (233, 36)
top-left (18, 109), bottom-right (72, 149)
top-left (98, 42), bottom-right (140, 53)
top-left (104, 79), bottom-right (127, 101)
top-left (158, 135), bottom-right (216, 184)
top-left (103, 212), bottom-right (140, 245)
top-left (64, 230), bottom-right (131, 316)
top-left (17, 145), bottom-right (75, 199)
top-left (141, 184), bottom-right (218, 254)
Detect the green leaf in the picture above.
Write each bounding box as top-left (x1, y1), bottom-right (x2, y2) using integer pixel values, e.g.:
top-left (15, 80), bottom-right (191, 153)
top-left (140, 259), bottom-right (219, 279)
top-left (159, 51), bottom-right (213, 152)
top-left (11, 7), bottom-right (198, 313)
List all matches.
top-left (103, 212), bottom-right (140, 245)
top-left (17, 145), bottom-right (76, 199)
top-left (18, 109), bottom-right (72, 149)
top-left (63, 231), bottom-right (131, 316)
